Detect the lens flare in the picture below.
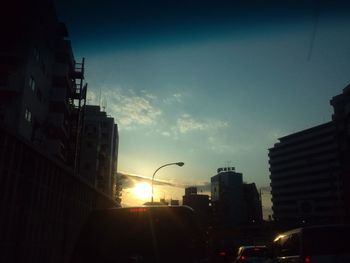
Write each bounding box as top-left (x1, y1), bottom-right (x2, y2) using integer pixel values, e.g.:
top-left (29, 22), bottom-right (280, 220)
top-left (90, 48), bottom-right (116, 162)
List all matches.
top-left (133, 182), bottom-right (152, 200)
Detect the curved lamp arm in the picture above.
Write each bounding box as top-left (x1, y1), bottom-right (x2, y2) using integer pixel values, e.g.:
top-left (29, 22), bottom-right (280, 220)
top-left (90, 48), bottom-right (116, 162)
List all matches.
top-left (151, 162), bottom-right (184, 203)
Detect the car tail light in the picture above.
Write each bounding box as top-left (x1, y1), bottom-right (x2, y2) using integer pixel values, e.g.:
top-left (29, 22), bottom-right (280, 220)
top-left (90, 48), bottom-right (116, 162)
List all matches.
top-left (239, 255), bottom-right (246, 261)
top-left (304, 256), bottom-right (311, 263)
top-left (218, 251), bottom-right (226, 256)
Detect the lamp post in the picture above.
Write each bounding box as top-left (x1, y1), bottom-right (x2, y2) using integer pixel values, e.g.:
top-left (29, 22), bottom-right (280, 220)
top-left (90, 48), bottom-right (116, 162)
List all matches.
top-left (151, 162), bottom-right (184, 203)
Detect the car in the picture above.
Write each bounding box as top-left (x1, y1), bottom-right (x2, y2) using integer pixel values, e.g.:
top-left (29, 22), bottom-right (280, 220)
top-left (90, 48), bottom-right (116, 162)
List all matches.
top-left (234, 246), bottom-right (269, 263)
top-left (272, 224), bottom-right (350, 263)
top-left (69, 205), bottom-right (207, 263)
top-left (212, 246), bottom-right (234, 263)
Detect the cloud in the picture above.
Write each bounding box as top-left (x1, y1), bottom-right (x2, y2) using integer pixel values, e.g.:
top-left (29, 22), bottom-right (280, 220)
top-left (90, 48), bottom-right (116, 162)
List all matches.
top-left (87, 88), bottom-right (161, 129)
top-left (162, 93), bottom-right (185, 104)
top-left (174, 114), bottom-right (229, 134)
top-left (207, 135), bottom-right (253, 154)
top-left (87, 88), bottom-right (228, 139)
top-left (190, 182), bottom-right (211, 193)
top-left (117, 171), bottom-right (178, 189)
top-left (161, 131), bottom-right (171, 137)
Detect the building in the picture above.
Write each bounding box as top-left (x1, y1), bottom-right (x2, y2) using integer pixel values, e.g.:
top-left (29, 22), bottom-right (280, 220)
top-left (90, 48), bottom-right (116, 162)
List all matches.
top-left (183, 187), bottom-right (210, 229)
top-left (0, 2), bottom-right (118, 262)
top-left (170, 199), bottom-right (180, 206)
top-left (269, 85), bottom-right (350, 226)
top-left (0, 0), bottom-right (86, 170)
top-left (211, 167), bottom-right (245, 227)
top-left (211, 167), bottom-right (263, 228)
top-left (243, 183), bottom-right (263, 223)
top-left (0, 0), bottom-right (120, 198)
top-left (79, 105), bottom-right (119, 196)
top-left (330, 85), bottom-right (350, 222)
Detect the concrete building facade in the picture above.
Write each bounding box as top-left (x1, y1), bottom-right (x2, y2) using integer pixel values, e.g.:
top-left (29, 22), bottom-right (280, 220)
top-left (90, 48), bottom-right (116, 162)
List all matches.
top-left (243, 183), bottom-right (263, 223)
top-left (330, 85), bottom-right (350, 222)
top-left (79, 105), bottom-right (119, 197)
top-left (1, 0), bottom-right (120, 199)
top-left (0, 0), bottom-right (86, 170)
top-left (0, 3), bottom-right (118, 262)
top-left (269, 85), bottom-right (350, 226)
top-left (211, 167), bottom-right (246, 227)
top-left (211, 167), bottom-right (263, 228)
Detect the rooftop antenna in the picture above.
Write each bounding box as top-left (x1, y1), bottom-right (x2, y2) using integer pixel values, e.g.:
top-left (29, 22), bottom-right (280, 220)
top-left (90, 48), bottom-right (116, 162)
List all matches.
top-left (98, 87), bottom-right (102, 107)
top-left (102, 96), bottom-right (107, 112)
top-left (225, 161), bottom-right (233, 170)
top-left (86, 95), bottom-right (91, 105)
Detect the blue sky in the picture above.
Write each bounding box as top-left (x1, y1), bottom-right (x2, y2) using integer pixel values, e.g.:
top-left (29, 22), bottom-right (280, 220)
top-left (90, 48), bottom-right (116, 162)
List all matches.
top-left (55, 1), bottom-right (350, 210)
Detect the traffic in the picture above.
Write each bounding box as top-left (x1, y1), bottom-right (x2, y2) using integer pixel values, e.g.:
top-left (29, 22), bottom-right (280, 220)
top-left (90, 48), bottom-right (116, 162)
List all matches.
top-left (70, 205), bottom-right (350, 263)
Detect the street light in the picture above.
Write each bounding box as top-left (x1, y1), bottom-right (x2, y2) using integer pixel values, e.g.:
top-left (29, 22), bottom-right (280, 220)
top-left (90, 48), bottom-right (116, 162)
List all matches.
top-left (151, 162), bottom-right (184, 203)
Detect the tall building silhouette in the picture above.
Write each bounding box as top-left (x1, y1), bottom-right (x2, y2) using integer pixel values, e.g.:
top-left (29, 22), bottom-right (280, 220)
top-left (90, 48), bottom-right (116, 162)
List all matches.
top-left (0, 1), bottom-right (118, 262)
top-left (79, 105), bottom-right (119, 196)
top-left (183, 186), bottom-right (210, 229)
top-left (0, 0), bottom-right (86, 170)
top-left (211, 167), bottom-right (262, 228)
top-left (269, 85), bottom-right (350, 226)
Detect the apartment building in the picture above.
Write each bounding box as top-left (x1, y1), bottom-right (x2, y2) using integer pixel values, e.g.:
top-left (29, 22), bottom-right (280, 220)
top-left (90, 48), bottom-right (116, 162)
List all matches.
top-left (79, 105), bottom-right (119, 196)
top-left (269, 85), bottom-right (350, 226)
top-left (0, 0), bottom-right (86, 169)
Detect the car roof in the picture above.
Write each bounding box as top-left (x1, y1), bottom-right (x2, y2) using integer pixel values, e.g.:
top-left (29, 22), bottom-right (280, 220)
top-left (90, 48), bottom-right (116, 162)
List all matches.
top-left (274, 224), bottom-right (350, 240)
top-left (93, 205), bottom-right (195, 212)
top-left (239, 246), bottom-right (267, 249)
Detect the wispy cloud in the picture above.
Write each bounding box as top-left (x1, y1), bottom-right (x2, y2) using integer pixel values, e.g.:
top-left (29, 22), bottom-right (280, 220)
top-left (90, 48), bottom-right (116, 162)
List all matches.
top-left (87, 88), bottom-right (228, 139)
top-left (173, 114), bottom-right (229, 134)
top-left (207, 136), bottom-right (252, 154)
top-left (161, 131), bottom-right (171, 137)
top-left (87, 88), bottom-right (161, 129)
top-left (162, 93), bottom-right (185, 104)
top-left (118, 171), bottom-right (179, 189)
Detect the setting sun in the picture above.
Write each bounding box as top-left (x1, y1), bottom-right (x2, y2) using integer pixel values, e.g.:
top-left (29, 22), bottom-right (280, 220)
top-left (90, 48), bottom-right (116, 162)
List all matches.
top-left (133, 182), bottom-right (152, 200)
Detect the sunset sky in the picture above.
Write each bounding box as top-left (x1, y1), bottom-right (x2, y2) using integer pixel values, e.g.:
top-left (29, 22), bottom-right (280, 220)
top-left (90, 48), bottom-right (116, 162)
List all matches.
top-left (55, 1), bottom-right (350, 214)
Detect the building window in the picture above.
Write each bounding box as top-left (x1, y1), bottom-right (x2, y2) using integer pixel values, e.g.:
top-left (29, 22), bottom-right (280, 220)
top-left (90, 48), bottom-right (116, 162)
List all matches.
top-left (29, 76), bottom-right (36, 91)
top-left (24, 108), bottom-right (32, 122)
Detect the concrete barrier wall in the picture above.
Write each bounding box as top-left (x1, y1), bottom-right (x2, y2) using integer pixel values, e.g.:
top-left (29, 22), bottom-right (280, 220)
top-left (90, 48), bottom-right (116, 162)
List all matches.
top-left (0, 129), bottom-right (117, 263)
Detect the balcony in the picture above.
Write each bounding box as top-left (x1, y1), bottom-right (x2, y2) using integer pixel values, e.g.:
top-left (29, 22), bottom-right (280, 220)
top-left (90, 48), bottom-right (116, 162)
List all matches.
top-left (70, 58), bottom-right (85, 79)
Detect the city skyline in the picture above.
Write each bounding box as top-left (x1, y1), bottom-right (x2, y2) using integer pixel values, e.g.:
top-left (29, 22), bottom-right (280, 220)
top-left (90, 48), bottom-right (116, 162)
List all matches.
top-left (3, 1), bottom-right (350, 261)
top-left (54, 1), bottom-right (350, 204)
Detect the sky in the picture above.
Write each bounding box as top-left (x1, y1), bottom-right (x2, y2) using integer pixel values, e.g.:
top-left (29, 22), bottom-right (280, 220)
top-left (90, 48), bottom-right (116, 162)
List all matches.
top-left (54, 0), bottom-right (350, 214)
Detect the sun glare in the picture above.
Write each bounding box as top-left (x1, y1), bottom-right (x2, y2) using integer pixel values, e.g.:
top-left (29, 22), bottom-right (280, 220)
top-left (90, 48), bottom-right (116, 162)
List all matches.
top-left (133, 182), bottom-right (152, 200)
